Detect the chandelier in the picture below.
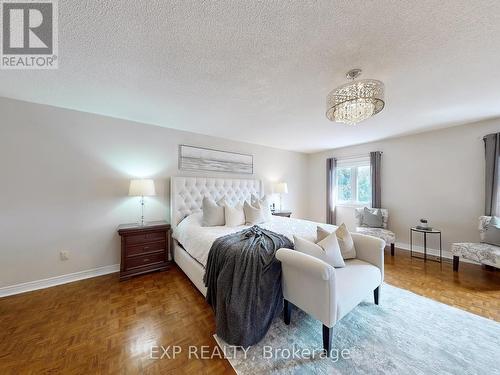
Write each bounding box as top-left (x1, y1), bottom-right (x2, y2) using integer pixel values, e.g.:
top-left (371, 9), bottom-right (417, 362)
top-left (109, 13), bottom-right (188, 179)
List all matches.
top-left (326, 69), bottom-right (385, 125)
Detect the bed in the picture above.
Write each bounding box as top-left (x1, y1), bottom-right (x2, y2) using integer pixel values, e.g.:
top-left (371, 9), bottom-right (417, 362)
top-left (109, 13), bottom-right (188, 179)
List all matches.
top-left (170, 176), bottom-right (335, 296)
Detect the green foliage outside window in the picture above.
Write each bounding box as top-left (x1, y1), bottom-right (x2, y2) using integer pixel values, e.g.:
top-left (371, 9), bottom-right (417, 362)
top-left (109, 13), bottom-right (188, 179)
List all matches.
top-left (336, 165), bottom-right (371, 204)
top-left (337, 168), bottom-right (351, 202)
top-left (357, 166), bottom-right (370, 203)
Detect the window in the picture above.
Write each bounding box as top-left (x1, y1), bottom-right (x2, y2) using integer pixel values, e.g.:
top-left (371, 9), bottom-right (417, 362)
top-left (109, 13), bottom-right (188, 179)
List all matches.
top-left (336, 157), bottom-right (371, 206)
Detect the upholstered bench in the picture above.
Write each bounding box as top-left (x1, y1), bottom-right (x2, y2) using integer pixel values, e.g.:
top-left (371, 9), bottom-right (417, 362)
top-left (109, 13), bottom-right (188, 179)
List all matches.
top-left (452, 216), bottom-right (500, 271)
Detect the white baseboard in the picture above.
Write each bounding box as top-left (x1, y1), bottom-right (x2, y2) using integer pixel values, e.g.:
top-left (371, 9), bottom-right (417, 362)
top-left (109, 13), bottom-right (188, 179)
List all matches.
top-left (394, 242), bottom-right (478, 265)
top-left (395, 241), bottom-right (452, 259)
top-left (0, 264), bottom-right (120, 298)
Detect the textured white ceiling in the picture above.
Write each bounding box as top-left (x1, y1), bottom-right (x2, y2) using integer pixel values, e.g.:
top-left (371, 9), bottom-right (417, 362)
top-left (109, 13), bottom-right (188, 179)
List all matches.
top-left (1, 0), bottom-right (499, 153)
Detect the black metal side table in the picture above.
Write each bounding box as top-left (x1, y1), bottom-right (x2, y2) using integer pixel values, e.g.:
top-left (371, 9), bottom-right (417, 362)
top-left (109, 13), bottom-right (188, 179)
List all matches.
top-left (410, 227), bottom-right (442, 263)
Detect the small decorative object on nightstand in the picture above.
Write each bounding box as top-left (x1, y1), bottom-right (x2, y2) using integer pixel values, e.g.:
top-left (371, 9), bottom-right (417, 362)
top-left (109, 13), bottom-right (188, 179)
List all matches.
top-left (416, 218), bottom-right (432, 231)
top-left (272, 211), bottom-right (292, 218)
top-left (117, 221), bottom-right (171, 280)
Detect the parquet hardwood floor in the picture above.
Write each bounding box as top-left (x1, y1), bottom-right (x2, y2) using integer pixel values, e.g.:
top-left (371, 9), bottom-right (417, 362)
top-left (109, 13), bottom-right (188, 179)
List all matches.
top-left (1, 248), bottom-right (498, 374)
top-left (385, 248), bottom-right (500, 321)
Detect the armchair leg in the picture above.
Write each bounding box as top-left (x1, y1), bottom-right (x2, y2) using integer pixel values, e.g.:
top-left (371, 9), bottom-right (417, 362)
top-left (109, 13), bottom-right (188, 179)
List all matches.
top-left (322, 325), bottom-right (333, 355)
top-left (284, 299), bottom-right (291, 325)
top-left (390, 243), bottom-right (395, 256)
top-left (374, 286), bottom-right (380, 305)
top-left (453, 256), bottom-right (459, 272)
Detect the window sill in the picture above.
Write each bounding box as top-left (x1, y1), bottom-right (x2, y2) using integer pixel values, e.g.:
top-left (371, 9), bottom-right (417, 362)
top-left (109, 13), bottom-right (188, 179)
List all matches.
top-left (336, 203), bottom-right (370, 208)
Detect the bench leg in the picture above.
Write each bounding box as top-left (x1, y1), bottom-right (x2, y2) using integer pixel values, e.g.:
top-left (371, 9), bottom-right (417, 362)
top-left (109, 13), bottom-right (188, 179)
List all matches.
top-left (323, 325), bottom-right (333, 355)
top-left (374, 286), bottom-right (380, 305)
top-left (284, 299), bottom-right (291, 325)
top-left (390, 243), bottom-right (395, 256)
top-left (453, 256), bottom-right (459, 272)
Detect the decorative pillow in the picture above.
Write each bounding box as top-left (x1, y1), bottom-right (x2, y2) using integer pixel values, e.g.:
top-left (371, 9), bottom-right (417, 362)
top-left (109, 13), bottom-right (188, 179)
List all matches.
top-left (293, 234), bottom-right (345, 268)
top-left (243, 201), bottom-right (265, 225)
top-left (483, 223), bottom-right (500, 247)
top-left (202, 197), bottom-right (225, 227)
top-left (316, 223), bottom-right (356, 259)
top-left (251, 194), bottom-right (273, 222)
top-left (362, 207), bottom-right (384, 228)
top-left (317, 226), bottom-right (331, 242)
top-left (490, 216), bottom-right (500, 228)
top-left (224, 202), bottom-right (245, 227)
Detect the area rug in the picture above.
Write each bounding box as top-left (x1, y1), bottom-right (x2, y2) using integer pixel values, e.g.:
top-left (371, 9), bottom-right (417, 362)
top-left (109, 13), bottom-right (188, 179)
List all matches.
top-left (214, 284), bottom-right (500, 374)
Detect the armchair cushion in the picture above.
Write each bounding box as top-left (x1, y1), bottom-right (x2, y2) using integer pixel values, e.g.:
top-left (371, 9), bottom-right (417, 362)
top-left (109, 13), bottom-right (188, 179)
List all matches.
top-left (451, 242), bottom-right (500, 268)
top-left (351, 233), bottom-right (385, 281)
top-left (335, 259), bottom-right (382, 320)
top-left (356, 227), bottom-right (395, 246)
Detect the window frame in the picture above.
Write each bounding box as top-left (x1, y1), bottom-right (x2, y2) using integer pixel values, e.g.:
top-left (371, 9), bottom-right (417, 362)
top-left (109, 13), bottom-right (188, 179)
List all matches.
top-left (335, 157), bottom-right (372, 207)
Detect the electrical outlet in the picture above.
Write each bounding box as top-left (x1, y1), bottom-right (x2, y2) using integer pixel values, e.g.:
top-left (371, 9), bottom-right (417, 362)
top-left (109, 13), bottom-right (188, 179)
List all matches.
top-left (60, 250), bottom-right (69, 261)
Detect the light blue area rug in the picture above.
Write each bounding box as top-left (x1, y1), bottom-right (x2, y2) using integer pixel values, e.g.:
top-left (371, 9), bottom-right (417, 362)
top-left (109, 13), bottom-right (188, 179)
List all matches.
top-left (214, 284), bottom-right (500, 374)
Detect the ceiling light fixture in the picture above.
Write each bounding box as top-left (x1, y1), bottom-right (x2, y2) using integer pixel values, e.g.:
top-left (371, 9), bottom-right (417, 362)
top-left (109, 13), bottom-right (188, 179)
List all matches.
top-left (326, 69), bottom-right (385, 125)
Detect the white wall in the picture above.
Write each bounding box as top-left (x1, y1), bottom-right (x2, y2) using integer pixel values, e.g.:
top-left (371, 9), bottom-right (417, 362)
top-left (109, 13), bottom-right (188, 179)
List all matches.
top-left (0, 97), bottom-right (308, 288)
top-left (307, 118), bottom-right (500, 256)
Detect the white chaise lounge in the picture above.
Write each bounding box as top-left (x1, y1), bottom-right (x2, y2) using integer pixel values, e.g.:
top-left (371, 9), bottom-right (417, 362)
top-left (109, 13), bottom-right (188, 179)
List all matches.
top-left (276, 233), bottom-right (385, 355)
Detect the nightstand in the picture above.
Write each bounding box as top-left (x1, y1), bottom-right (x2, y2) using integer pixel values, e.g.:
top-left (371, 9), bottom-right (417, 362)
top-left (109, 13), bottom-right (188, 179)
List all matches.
top-left (272, 211), bottom-right (292, 218)
top-left (117, 221), bottom-right (171, 280)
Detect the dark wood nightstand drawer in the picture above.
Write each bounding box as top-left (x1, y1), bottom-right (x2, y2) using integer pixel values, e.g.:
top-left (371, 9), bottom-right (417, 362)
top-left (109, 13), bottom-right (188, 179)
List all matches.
top-left (117, 222), bottom-right (171, 280)
top-left (126, 231), bottom-right (165, 246)
top-left (126, 241), bottom-right (166, 257)
top-left (126, 252), bottom-right (166, 270)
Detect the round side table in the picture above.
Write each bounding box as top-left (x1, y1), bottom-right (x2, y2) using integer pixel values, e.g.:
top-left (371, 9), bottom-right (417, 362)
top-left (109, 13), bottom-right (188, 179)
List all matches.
top-left (410, 227), bottom-right (442, 263)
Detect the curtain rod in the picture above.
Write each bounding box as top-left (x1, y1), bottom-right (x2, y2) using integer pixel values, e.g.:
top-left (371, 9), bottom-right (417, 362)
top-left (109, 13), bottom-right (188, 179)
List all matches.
top-left (334, 151), bottom-right (383, 160)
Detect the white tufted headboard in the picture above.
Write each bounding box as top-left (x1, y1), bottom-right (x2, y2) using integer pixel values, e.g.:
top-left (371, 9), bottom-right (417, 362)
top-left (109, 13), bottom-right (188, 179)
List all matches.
top-left (170, 176), bottom-right (262, 228)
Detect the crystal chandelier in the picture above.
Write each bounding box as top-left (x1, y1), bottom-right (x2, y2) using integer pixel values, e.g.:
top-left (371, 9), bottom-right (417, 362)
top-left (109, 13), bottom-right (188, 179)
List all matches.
top-left (326, 69), bottom-right (385, 125)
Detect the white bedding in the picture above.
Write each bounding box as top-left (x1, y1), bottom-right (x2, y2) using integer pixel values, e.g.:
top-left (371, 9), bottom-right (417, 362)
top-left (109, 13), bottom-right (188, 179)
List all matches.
top-left (172, 212), bottom-right (337, 267)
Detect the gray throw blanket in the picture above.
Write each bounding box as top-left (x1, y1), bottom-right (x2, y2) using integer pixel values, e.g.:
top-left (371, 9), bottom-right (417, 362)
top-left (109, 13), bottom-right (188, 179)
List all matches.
top-left (203, 225), bottom-right (293, 347)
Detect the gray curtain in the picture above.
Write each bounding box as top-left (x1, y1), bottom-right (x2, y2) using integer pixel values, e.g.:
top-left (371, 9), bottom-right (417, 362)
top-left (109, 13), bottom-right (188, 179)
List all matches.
top-left (370, 151), bottom-right (382, 208)
top-left (484, 133), bottom-right (500, 216)
top-left (326, 158), bottom-right (336, 224)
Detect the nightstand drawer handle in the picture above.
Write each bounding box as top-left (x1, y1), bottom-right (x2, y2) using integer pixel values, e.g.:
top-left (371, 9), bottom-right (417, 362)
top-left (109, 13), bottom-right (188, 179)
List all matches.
top-left (143, 258), bottom-right (150, 262)
top-left (144, 246), bottom-right (150, 250)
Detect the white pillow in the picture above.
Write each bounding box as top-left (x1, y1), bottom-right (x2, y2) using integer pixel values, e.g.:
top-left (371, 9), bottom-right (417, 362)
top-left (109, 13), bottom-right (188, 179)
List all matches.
top-left (317, 223), bottom-right (356, 259)
top-left (293, 233), bottom-right (345, 268)
top-left (202, 197), bottom-right (225, 227)
top-left (243, 201), bottom-right (265, 225)
top-left (251, 194), bottom-right (273, 222)
top-left (224, 202), bottom-right (246, 227)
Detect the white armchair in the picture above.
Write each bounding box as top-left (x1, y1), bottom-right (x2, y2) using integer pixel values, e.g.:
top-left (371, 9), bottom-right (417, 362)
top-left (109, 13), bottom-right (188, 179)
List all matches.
top-left (276, 233), bottom-right (385, 355)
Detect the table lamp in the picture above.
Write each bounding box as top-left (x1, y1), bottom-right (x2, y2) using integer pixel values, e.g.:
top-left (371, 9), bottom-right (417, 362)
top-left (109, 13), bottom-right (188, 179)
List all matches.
top-left (274, 182), bottom-right (288, 211)
top-left (129, 179), bottom-right (156, 226)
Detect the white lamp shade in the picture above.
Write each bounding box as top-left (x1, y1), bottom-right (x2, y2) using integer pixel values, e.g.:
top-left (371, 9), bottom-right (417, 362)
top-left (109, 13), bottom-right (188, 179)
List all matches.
top-left (129, 179), bottom-right (156, 196)
top-left (274, 182), bottom-right (288, 194)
